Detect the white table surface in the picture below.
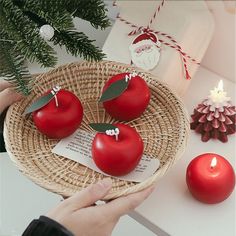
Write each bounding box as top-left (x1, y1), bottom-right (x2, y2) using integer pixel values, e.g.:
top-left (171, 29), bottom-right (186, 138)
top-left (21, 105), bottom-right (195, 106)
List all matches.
top-left (0, 153), bottom-right (62, 235)
top-left (129, 67), bottom-right (236, 236)
top-left (1, 67), bottom-right (235, 236)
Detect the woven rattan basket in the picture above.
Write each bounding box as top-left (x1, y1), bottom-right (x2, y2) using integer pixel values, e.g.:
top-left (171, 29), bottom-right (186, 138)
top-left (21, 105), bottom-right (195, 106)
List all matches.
top-left (4, 61), bottom-right (189, 200)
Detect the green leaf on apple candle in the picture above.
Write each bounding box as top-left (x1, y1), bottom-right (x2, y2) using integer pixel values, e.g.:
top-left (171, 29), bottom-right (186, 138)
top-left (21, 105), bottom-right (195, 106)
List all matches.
top-left (99, 78), bottom-right (128, 102)
top-left (89, 123), bottom-right (117, 133)
top-left (24, 93), bottom-right (54, 115)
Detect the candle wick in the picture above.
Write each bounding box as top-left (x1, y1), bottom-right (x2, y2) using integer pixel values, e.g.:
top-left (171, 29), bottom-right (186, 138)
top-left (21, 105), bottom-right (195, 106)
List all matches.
top-left (51, 86), bottom-right (61, 108)
top-left (105, 128), bottom-right (120, 141)
top-left (54, 94), bottom-right (59, 107)
top-left (210, 157), bottom-right (217, 169)
top-left (115, 128), bottom-right (119, 141)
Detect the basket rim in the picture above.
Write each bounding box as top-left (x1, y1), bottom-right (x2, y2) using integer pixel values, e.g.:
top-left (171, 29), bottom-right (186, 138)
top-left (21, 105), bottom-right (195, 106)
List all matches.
top-left (3, 60), bottom-right (190, 199)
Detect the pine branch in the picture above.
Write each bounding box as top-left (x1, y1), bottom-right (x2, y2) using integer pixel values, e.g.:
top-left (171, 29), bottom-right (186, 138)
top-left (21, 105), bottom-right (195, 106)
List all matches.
top-left (15, 0), bottom-right (75, 31)
top-left (0, 0), bottom-right (110, 96)
top-left (0, 39), bottom-right (31, 96)
top-left (0, 0), bottom-right (57, 67)
top-left (65, 0), bottom-right (110, 29)
top-left (53, 30), bottom-right (105, 61)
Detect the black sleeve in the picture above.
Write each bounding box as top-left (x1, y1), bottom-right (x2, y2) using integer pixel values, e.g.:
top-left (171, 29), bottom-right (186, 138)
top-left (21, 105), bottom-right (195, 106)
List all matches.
top-left (0, 108), bottom-right (8, 152)
top-left (22, 216), bottom-right (74, 236)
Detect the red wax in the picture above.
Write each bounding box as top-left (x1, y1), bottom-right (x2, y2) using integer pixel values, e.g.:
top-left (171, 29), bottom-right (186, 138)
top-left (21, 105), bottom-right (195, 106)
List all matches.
top-left (186, 153), bottom-right (235, 204)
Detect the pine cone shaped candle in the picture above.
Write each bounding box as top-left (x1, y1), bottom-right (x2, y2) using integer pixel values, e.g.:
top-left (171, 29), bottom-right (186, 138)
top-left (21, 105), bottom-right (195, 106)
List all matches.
top-left (191, 80), bottom-right (236, 143)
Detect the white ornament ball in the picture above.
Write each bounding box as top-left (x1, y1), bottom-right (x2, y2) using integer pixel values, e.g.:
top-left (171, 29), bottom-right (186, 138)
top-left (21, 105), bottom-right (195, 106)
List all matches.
top-left (39, 24), bottom-right (55, 41)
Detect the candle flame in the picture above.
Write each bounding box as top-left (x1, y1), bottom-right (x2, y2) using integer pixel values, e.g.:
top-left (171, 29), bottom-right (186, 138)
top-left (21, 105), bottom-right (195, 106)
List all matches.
top-left (211, 157), bottom-right (217, 168)
top-left (217, 80), bottom-right (224, 92)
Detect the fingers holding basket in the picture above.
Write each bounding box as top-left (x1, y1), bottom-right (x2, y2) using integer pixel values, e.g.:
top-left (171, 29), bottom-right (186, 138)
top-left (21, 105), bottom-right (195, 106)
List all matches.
top-left (64, 178), bottom-right (113, 210)
top-left (0, 81), bottom-right (23, 114)
top-left (102, 185), bottom-right (155, 218)
top-left (0, 80), bottom-right (12, 92)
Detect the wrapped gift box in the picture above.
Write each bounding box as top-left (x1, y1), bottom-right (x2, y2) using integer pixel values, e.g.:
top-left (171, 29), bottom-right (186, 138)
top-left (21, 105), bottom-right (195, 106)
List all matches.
top-left (103, 0), bottom-right (215, 96)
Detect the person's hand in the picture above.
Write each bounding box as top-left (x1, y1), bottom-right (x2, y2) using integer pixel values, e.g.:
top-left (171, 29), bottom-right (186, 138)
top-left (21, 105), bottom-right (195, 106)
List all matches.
top-left (0, 81), bottom-right (23, 114)
top-left (46, 178), bottom-right (155, 236)
top-left (0, 81), bottom-right (155, 236)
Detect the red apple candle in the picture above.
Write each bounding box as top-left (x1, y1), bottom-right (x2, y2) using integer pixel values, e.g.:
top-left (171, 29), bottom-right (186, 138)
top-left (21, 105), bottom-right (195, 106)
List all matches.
top-left (101, 72), bottom-right (150, 121)
top-left (90, 123), bottom-right (144, 176)
top-left (25, 86), bottom-right (83, 139)
top-left (186, 153), bottom-right (235, 204)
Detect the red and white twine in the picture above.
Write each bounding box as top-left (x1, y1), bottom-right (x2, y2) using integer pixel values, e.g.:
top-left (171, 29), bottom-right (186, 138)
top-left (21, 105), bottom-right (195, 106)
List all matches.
top-left (148, 0), bottom-right (165, 29)
top-left (113, 0), bottom-right (200, 80)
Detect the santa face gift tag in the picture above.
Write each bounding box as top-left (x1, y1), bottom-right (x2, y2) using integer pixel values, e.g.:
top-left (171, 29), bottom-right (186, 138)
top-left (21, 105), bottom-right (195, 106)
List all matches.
top-left (129, 32), bottom-right (161, 71)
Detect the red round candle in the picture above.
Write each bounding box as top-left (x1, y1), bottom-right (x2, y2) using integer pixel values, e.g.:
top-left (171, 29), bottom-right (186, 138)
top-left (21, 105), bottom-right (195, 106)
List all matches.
top-left (186, 153), bottom-right (235, 204)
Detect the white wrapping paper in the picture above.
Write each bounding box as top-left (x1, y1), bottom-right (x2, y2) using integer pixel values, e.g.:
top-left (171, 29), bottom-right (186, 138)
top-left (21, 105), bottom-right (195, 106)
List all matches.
top-left (103, 0), bottom-right (214, 96)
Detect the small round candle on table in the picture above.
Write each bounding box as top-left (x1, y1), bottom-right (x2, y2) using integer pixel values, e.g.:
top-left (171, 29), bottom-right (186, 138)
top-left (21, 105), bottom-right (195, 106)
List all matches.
top-left (186, 153), bottom-right (235, 204)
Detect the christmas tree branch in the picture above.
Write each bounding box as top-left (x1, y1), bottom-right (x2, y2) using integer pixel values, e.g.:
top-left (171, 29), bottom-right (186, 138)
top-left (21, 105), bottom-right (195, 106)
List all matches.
top-left (65, 0), bottom-right (110, 29)
top-left (53, 30), bottom-right (105, 61)
top-left (16, 0), bottom-right (75, 31)
top-left (0, 0), bottom-right (110, 96)
top-left (0, 0), bottom-right (57, 68)
top-left (0, 40), bottom-right (31, 96)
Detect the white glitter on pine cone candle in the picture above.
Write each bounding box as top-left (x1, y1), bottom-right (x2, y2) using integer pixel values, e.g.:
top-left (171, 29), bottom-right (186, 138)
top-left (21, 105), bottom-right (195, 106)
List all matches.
top-left (205, 80), bottom-right (231, 111)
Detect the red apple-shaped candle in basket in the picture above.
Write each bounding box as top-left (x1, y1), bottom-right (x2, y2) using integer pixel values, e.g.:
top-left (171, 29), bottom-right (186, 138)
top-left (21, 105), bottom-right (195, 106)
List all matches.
top-left (90, 123), bottom-right (144, 176)
top-left (100, 72), bottom-right (150, 121)
top-left (25, 86), bottom-right (83, 139)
